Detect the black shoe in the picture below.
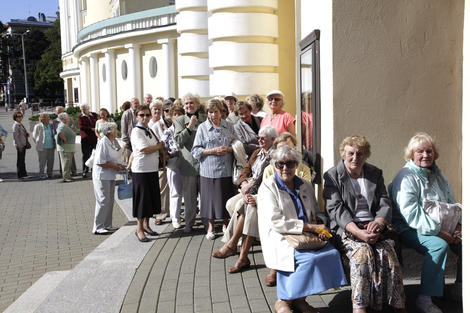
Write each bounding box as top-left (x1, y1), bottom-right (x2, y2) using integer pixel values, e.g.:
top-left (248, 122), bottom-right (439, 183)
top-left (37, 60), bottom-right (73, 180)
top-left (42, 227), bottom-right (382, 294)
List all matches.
top-left (143, 229), bottom-right (158, 236)
top-left (135, 232), bottom-right (150, 242)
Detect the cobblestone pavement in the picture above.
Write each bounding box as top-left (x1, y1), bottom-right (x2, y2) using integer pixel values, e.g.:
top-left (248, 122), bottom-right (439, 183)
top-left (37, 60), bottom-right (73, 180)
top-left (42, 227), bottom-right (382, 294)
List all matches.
top-left (0, 109), bottom-right (127, 311)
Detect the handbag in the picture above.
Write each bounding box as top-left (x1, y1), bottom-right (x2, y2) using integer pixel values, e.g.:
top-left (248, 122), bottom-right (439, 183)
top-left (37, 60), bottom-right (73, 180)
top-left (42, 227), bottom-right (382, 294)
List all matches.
top-left (25, 140), bottom-right (32, 149)
top-left (117, 172), bottom-right (133, 200)
top-left (284, 232), bottom-right (328, 250)
top-left (85, 149), bottom-right (96, 168)
top-left (422, 199), bottom-right (462, 234)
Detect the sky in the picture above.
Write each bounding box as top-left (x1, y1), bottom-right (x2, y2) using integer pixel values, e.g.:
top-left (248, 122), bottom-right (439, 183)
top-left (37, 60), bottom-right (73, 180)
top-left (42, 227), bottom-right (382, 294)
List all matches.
top-left (0, 0), bottom-right (59, 24)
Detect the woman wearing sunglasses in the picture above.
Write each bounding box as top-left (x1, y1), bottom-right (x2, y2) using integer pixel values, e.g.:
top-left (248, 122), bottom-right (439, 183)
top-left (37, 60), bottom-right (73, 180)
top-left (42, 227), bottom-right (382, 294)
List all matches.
top-left (323, 136), bottom-right (406, 313)
top-left (130, 105), bottom-right (166, 242)
top-left (258, 145), bottom-right (347, 313)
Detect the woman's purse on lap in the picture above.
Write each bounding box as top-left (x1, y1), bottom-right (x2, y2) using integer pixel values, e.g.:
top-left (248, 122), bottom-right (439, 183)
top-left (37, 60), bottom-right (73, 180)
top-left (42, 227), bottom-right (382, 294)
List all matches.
top-left (422, 199), bottom-right (462, 234)
top-left (284, 232), bottom-right (327, 250)
top-left (117, 172), bottom-right (133, 200)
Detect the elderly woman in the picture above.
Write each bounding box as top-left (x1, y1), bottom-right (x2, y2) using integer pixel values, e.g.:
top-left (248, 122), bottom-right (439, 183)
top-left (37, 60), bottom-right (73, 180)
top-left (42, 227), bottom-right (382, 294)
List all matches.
top-left (246, 94), bottom-right (266, 118)
top-left (32, 113), bottom-right (55, 178)
top-left (12, 111), bottom-right (30, 179)
top-left (161, 105), bottom-right (185, 229)
top-left (323, 136), bottom-right (406, 313)
top-left (389, 132), bottom-right (461, 313)
top-left (92, 122), bottom-right (125, 234)
top-left (94, 108), bottom-right (110, 139)
top-left (212, 126), bottom-right (277, 273)
top-left (56, 112), bottom-right (76, 182)
top-left (131, 105), bottom-right (165, 242)
top-left (233, 101), bottom-right (263, 157)
top-left (78, 103), bottom-right (98, 178)
top-left (149, 100), bottom-right (170, 225)
top-left (192, 98), bottom-right (238, 240)
top-left (259, 90), bottom-right (295, 136)
top-left (258, 145), bottom-right (347, 313)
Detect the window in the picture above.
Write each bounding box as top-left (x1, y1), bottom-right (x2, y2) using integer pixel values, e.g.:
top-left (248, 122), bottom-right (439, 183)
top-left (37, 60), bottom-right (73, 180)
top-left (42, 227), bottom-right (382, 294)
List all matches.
top-left (121, 60), bottom-right (127, 80)
top-left (102, 64), bottom-right (106, 82)
top-left (299, 30), bottom-right (321, 184)
top-left (149, 57), bottom-right (158, 78)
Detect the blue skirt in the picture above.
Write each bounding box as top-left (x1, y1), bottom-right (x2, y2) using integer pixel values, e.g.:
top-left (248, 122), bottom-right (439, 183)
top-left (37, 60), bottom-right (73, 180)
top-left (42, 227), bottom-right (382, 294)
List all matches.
top-left (277, 243), bottom-right (348, 300)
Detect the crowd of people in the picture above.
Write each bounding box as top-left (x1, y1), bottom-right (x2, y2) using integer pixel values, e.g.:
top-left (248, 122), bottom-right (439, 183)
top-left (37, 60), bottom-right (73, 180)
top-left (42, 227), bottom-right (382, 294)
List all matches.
top-left (1, 90), bottom-right (462, 313)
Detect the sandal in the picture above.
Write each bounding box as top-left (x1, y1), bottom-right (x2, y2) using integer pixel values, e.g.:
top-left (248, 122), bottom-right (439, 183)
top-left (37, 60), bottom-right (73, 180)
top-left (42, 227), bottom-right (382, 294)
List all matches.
top-left (292, 298), bottom-right (319, 313)
top-left (274, 300), bottom-right (292, 313)
top-left (212, 245), bottom-right (237, 259)
top-left (228, 258), bottom-right (250, 273)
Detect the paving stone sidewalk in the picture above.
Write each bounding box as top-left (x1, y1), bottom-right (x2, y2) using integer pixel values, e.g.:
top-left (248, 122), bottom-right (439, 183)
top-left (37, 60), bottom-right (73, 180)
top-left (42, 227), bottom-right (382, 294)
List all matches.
top-left (0, 110), bottom-right (127, 311)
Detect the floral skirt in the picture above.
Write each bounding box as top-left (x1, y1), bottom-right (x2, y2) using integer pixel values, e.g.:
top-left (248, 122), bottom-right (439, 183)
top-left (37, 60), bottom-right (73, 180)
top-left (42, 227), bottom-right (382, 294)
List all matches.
top-left (342, 238), bottom-right (406, 310)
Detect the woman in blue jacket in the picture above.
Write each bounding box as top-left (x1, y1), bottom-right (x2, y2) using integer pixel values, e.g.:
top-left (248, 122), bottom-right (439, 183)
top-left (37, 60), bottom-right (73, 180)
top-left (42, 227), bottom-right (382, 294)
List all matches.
top-left (389, 132), bottom-right (461, 313)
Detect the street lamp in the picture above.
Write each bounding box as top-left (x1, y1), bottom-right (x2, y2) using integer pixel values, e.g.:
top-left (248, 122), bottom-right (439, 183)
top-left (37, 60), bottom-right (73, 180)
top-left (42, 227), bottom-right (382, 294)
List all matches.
top-left (20, 30), bottom-right (30, 104)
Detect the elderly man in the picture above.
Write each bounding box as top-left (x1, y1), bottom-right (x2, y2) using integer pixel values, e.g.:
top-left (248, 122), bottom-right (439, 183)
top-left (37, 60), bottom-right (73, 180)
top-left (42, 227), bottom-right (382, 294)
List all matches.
top-left (53, 106), bottom-right (77, 176)
top-left (224, 94), bottom-right (239, 123)
top-left (173, 93), bottom-right (207, 232)
top-left (212, 126), bottom-right (277, 273)
top-left (78, 104), bottom-right (98, 178)
top-left (121, 97), bottom-right (140, 161)
top-left (233, 101), bottom-right (263, 157)
top-left (143, 93), bottom-right (153, 106)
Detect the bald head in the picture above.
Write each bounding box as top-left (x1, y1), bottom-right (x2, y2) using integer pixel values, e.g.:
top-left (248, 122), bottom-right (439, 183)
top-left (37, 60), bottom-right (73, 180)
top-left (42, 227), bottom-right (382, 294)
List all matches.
top-left (144, 93), bottom-right (153, 105)
top-left (130, 97), bottom-right (140, 110)
top-left (55, 106), bottom-right (64, 115)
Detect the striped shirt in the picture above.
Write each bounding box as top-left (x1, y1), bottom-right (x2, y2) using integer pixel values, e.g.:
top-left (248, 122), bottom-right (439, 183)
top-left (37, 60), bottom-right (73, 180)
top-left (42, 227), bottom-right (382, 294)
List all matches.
top-left (191, 119), bottom-right (238, 178)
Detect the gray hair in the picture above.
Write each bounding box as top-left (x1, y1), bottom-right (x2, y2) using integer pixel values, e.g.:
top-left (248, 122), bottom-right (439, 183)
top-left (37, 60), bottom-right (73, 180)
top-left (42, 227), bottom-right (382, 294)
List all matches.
top-left (102, 122), bottom-right (118, 137)
top-left (150, 100), bottom-right (163, 109)
top-left (57, 112), bottom-right (69, 123)
top-left (182, 93), bottom-right (201, 106)
top-left (80, 103), bottom-right (89, 111)
top-left (259, 125), bottom-right (277, 140)
top-left (270, 145), bottom-right (301, 166)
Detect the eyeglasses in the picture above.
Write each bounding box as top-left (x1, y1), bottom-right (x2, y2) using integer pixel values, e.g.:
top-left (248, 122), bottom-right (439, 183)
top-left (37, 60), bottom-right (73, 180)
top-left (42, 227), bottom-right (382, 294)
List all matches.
top-left (164, 109), bottom-right (169, 112)
top-left (275, 160), bottom-right (298, 169)
top-left (258, 136), bottom-right (268, 141)
top-left (268, 97), bottom-right (282, 102)
top-left (138, 113), bottom-right (151, 117)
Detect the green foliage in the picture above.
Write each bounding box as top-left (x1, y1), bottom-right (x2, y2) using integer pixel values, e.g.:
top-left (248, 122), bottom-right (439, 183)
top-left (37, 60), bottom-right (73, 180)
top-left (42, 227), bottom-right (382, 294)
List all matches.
top-left (28, 113), bottom-right (57, 121)
top-left (33, 18), bottom-right (62, 99)
top-left (110, 110), bottom-right (123, 132)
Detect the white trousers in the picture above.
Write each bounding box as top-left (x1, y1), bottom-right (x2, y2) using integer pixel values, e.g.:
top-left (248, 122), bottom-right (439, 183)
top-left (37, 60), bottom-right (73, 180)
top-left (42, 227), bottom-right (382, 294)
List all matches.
top-left (92, 179), bottom-right (115, 232)
top-left (155, 169), bottom-right (170, 220)
top-left (167, 167), bottom-right (183, 221)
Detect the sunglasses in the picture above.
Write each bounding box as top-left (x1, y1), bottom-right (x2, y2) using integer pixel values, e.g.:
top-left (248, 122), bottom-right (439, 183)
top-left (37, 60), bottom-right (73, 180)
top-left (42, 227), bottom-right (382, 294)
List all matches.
top-left (138, 113), bottom-right (151, 117)
top-left (275, 160), bottom-right (298, 169)
top-left (268, 97), bottom-right (282, 102)
top-left (164, 109), bottom-right (169, 112)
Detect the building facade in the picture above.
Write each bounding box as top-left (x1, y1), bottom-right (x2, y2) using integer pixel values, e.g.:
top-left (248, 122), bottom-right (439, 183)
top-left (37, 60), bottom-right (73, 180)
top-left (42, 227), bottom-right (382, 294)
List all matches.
top-left (59, 0), bottom-right (468, 212)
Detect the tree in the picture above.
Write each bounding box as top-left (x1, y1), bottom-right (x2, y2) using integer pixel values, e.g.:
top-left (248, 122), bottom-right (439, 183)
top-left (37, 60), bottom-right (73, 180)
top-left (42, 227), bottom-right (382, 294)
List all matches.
top-left (33, 17), bottom-right (62, 100)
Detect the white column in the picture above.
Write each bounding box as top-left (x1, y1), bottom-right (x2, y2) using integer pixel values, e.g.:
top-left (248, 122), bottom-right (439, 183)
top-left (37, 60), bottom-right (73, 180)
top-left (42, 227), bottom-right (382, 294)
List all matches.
top-left (125, 44), bottom-right (142, 100)
top-left (89, 53), bottom-right (99, 112)
top-left (58, 0), bottom-right (69, 52)
top-left (159, 39), bottom-right (176, 98)
top-left (79, 58), bottom-right (89, 104)
top-left (104, 49), bottom-right (116, 113)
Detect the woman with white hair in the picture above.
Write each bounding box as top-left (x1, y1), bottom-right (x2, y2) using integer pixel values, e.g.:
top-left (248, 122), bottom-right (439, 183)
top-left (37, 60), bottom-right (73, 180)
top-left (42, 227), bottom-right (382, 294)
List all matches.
top-left (56, 112), bottom-right (76, 182)
top-left (258, 145), bottom-right (347, 313)
top-left (92, 122), bottom-right (125, 234)
top-left (389, 132), bottom-right (461, 313)
top-left (78, 103), bottom-right (98, 178)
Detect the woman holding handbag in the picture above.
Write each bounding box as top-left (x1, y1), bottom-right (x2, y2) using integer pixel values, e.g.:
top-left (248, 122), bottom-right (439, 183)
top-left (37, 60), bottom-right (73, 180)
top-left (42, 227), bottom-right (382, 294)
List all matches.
top-left (12, 111), bottom-right (30, 179)
top-left (32, 113), bottom-right (55, 179)
top-left (258, 145), bottom-right (347, 313)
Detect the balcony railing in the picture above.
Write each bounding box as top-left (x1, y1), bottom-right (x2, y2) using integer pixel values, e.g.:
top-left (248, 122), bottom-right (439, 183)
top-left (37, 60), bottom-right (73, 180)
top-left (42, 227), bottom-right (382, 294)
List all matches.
top-left (76, 5), bottom-right (177, 45)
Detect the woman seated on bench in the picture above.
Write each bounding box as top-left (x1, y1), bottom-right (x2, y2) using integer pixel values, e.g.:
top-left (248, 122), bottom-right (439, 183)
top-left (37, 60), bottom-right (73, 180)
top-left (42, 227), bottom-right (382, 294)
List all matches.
top-left (258, 145), bottom-right (347, 313)
top-left (389, 132), bottom-right (461, 313)
top-left (323, 136), bottom-right (406, 313)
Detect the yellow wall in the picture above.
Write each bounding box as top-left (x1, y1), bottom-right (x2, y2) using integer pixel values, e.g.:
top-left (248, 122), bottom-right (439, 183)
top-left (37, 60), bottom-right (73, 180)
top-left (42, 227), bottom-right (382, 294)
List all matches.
top-left (332, 0), bottom-right (464, 199)
top-left (277, 0), bottom-right (296, 116)
top-left (124, 0), bottom-right (171, 14)
top-left (84, 0), bottom-right (113, 27)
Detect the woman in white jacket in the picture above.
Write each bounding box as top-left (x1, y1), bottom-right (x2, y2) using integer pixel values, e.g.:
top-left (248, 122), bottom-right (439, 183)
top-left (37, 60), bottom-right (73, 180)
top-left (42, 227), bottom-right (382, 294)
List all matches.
top-left (257, 146), bottom-right (347, 313)
top-left (32, 113), bottom-right (55, 178)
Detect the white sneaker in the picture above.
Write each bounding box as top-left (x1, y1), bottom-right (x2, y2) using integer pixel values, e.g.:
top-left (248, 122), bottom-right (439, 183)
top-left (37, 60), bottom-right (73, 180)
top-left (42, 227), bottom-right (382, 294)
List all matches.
top-left (415, 296), bottom-right (442, 313)
top-left (205, 232), bottom-right (215, 240)
top-left (172, 219), bottom-right (182, 229)
top-left (222, 224), bottom-right (227, 233)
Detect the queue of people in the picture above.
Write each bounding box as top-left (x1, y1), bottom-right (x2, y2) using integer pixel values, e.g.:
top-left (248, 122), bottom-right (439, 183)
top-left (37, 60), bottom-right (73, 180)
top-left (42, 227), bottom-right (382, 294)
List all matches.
top-left (3, 91), bottom-right (462, 313)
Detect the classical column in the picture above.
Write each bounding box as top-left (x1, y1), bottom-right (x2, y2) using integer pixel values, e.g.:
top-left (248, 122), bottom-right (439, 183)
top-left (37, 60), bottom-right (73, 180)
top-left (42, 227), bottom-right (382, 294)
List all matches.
top-left (79, 57), bottom-right (89, 105)
top-left (125, 44), bottom-right (142, 100)
top-left (159, 39), bottom-right (176, 98)
top-left (89, 53), bottom-right (99, 112)
top-left (104, 49), bottom-right (116, 113)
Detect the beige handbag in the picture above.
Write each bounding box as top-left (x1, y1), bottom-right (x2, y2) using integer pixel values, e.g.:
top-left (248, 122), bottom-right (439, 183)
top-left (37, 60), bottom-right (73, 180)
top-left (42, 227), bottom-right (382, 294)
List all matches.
top-left (284, 232), bottom-right (327, 250)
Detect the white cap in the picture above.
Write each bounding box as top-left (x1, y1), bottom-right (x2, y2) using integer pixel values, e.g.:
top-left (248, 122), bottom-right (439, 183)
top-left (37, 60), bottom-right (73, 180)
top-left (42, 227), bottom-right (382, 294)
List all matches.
top-left (224, 93), bottom-right (238, 102)
top-left (266, 89), bottom-right (284, 98)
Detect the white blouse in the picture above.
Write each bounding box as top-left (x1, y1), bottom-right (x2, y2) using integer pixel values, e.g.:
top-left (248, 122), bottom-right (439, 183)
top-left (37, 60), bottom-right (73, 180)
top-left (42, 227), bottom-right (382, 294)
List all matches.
top-left (130, 126), bottom-right (159, 173)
